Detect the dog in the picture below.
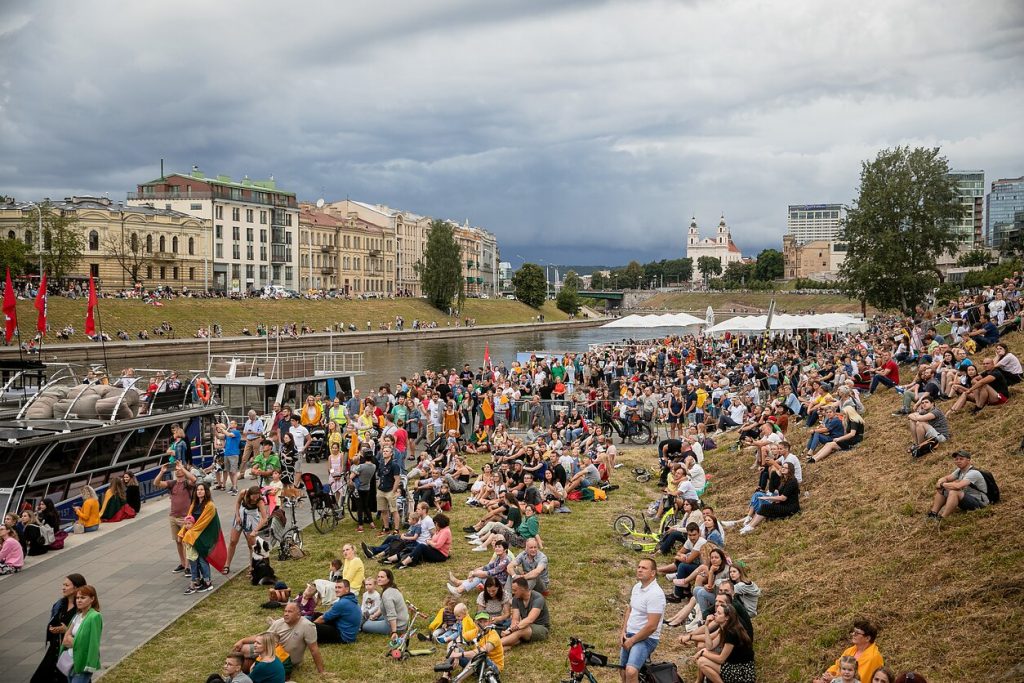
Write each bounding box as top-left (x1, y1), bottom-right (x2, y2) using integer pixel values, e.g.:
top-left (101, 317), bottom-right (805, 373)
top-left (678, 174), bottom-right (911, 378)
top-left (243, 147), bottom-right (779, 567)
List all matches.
top-left (249, 536), bottom-right (277, 586)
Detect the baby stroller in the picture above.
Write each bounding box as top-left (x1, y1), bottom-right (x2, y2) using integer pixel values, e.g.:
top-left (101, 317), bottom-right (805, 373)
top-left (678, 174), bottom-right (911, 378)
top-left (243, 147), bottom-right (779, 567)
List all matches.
top-left (305, 428), bottom-right (327, 464)
top-left (300, 472), bottom-right (345, 533)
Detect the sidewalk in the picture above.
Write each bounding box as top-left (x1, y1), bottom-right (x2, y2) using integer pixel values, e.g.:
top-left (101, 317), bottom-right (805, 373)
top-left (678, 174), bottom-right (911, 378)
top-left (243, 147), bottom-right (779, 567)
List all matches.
top-left (0, 464), bottom-right (324, 682)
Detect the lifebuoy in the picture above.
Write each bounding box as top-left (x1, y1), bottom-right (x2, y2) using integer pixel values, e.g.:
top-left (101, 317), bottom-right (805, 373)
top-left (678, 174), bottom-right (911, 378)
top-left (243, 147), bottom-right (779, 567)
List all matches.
top-left (195, 378), bottom-right (212, 403)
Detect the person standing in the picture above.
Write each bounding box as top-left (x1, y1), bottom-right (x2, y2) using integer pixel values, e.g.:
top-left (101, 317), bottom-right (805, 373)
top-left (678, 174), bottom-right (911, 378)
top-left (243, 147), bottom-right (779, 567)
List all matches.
top-left (31, 573), bottom-right (88, 683)
top-left (241, 410), bottom-right (264, 475)
top-left (155, 461), bottom-right (197, 573)
top-left (179, 482), bottom-right (225, 594)
top-left (619, 558), bottom-right (665, 683)
top-left (57, 585), bottom-right (103, 683)
top-left (224, 420), bottom-right (243, 494)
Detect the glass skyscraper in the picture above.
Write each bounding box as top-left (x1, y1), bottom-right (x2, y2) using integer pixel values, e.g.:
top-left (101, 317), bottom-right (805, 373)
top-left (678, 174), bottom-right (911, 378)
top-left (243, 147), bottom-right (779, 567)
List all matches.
top-left (948, 171), bottom-right (984, 246)
top-left (987, 176), bottom-right (1024, 246)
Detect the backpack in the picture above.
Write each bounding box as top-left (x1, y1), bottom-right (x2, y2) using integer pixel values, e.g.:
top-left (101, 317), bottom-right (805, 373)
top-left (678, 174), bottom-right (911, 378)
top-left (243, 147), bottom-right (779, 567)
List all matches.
top-left (970, 467), bottom-right (1000, 504)
top-left (38, 521), bottom-right (56, 545)
top-left (646, 660), bottom-right (683, 683)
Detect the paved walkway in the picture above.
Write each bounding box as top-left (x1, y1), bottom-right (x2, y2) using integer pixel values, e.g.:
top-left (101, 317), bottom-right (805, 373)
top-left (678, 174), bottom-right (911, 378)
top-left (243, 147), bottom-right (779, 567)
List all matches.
top-left (0, 463), bottom-right (325, 682)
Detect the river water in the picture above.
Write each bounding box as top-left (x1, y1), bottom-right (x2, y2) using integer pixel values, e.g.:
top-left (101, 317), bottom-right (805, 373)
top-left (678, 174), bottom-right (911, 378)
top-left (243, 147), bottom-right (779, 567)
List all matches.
top-left (127, 327), bottom-right (665, 391)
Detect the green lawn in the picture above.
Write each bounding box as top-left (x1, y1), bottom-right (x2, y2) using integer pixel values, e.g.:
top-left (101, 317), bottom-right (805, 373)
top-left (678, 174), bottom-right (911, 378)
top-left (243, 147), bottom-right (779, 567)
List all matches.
top-left (639, 291), bottom-right (874, 315)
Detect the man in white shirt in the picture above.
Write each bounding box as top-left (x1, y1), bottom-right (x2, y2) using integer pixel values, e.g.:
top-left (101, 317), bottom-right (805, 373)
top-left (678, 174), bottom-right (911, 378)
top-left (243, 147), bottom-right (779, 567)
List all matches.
top-left (619, 558), bottom-right (665, 683)
top-left (289, 415), bottom-right (309, 476)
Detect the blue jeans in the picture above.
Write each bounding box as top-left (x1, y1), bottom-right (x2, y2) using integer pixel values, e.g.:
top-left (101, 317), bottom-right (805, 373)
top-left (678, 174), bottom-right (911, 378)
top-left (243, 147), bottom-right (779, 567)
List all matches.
top-left (695, 585), bottom-right (717, 617)
top-left (620, 633), bottom-right (659, 670)
top-left (869, 374), bottom-right (896, 393)
top-left (749, 491), bottom-right (770, 514)
top-left (807, 432), bottom-right (833, 451)
top-left (362, 617), bottom-right (398, 634)
top-left (69, 673), bottom-right (93, 683)
top-left (674, 561), bottom-right (701, 598)
top-left (190, 555), bottom-right (210, 584)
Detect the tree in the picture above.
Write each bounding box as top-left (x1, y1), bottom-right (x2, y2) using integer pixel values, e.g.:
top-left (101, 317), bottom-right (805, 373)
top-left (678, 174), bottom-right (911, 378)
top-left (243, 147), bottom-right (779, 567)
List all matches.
top-left (956, 248), bottom-right (994, 268)
top-left (665, 258), bottom-right (693, 284)
top-left (622, 260), bottom-right (645, 289)
top-left (556, 269), bottom-right (581, 314)
top-left (562, 269), bottom-right (583, 292)
top-left (589, 270), bottom-right (607, 289)
top-left (838, 146), bottom-right (961, 314)
top-left (513, 263), bottom-right (546, 308)
top-left (697, 256), bottom-right (722, 284)
top-left (0, 238), bottom-right (32, 277)
top-left (21, 202), bottom-right (84, 281)
top-left (418, 220), bottom-right (464, 311)
top-left (722, 261), bottom-right (753, 288)
top-left (753, 249), bottom-right (784, 281)
top-left (103, 231), bottom-right (151, 285)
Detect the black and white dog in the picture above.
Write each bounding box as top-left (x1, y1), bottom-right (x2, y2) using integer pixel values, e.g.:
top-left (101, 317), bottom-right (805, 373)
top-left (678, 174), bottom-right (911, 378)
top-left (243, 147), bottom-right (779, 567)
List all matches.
top-left (250, 536), bottom-right (277, 586)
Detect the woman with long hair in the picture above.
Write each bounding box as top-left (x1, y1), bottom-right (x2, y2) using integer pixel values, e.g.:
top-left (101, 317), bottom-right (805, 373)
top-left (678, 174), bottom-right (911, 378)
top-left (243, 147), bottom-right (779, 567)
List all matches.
top-left (179, 482), bottom-right (223, 593)
top-left (740, 463), bottom-right (800, 535)
top-left (58, 585), bottom-right (103, 683)
top-left (808, 406), bottom-right (865, 464)
top-left (99, 477), bottom-right (136, 523)
top-left (695, 603), bottom-right (755, 683)
top-left (122, 471), bottom-right (142, 514)
top-left (0, 522), bottom-right (24, 574)
top-left (728, 564), bottom-right (761, 618)
top-left (361, 568), bottom-right (409, 636)
top-left (475, 575), bottom-right (511, 631)
top-left (73, 487), bottom-right (100, 532)
top-left (20, 510), bottom-right (50, 556)
top-left (224, 486), bottom-right (267, 575)
top-left (249, 631), bottom-right (286, 683)
top-left (31, 573), bottom-right (87, 683)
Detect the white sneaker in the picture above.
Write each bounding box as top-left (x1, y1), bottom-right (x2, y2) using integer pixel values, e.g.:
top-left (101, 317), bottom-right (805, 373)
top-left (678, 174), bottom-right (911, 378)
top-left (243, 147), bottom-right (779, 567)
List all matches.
top-left (739, 525), bottom-right (755, 535)
top-left (465, 534), bottom-right (479, 541)
top-left (722, 520), bottom-right (739, 530)
top-left (472, 544), bottom-right (490, 552)
top-left (742, 515), bottom-right (751, 525)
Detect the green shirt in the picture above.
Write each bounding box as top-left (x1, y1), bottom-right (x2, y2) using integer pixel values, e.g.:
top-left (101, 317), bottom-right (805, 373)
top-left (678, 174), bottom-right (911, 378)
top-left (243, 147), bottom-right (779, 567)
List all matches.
top-left (253, 453), bottom-right (281, 472)
top-left (517, 514), bottom-right (539, 539)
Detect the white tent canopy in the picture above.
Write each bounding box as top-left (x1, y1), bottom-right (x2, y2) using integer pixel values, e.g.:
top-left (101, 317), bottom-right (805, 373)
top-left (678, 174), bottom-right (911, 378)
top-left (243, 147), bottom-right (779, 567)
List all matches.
top-left (706, 313), bottom-right (867, 334)
top-left (601, 312), bottom-right (705, 329)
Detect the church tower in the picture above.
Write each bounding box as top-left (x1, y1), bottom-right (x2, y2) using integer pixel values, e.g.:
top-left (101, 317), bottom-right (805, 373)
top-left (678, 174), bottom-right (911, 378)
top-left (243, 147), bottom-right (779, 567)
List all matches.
top-left (717, 214), bottom-right (728, 245)
top-left (688, 217), bottom-right (699, 247)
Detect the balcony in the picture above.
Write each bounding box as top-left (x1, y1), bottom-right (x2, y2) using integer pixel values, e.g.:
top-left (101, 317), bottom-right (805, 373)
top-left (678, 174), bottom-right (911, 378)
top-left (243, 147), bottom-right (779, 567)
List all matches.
top-left (320, 266), bottom-right (335, 275)
top-left (152, 251), bottom-right (176, 261)
top-left (320, 245), bottom-right (331, 253)
top-left (128, 190), bottom-right (296, 209)
top-left (368, 248), bottom-right (382, 257)
top-left (271, 246), bottom-right (292, 264)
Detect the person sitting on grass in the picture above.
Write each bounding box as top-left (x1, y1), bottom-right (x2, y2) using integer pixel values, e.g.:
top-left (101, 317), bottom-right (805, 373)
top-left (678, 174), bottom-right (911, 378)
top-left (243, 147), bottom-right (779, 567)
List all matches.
top-left (362, 506), bottom-right (426, 563)
top-left (803, 405), bottom-right (845, 458)
top-left (563, 453), bottom-right (602, 496)
top-left (947, 357), bottom-right (1011, 416)
top-left (447, 540), bottom-right (511, 597)
top-left (808, 407), bottom-right (865, 464)
top-left (436, 610), bottom-right (504, 682)
top-left (657, 501), bottom-right (705, 556)
top-left (926, 450), bottom-right (990, 519)
top-left (470, 502), bottom-right (542, 552)
top-left (813, 619), bottom-right (884, 683)
top-left (736, 462), bottom-right (800, 536)
top-left (312, 579), bottom-right (360, 644)
top-left (395, 512), bottom-right (451, 568)
top-left (664, 546), bottom-right (729, 627)
top-left (499, 576), bottom-right (551, 649)
top-left (693, 602), bottom-right (756, 683)
top-left (865, 351), bottom-right (900, 395)
top-left (906, 396), bottom-right (950, 457)
top-left (463, 493), bottom-right (521, 537)
top-left (507, 537), bottom-right (550, 593)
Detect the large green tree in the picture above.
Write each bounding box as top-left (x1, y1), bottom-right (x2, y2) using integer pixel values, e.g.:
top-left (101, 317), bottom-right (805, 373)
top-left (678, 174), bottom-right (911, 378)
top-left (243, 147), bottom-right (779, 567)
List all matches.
top-left (622, 260), bottom-right (645, 289)
top-left (556, 270), bottom-right (580, 315)
top-left (753, 248), bottom-right (784, 281)
top-left (0, 237), bottom-right (33, 277)
top-left (562, 269), bottom-right (583, 292)
top-left (956, 249), bottom-right (994, 268)
top-left (838, 146), bottom-right (961, 314)
top-left (697, 256), bottom-right (722, 284)
top-left (589, 270), bottom-right (607, 289)
top-left (722, 261), bottom-right (753, 288)
top-left (418, 220), bottom-right (464, 311)
top-left (513, 263), bottom-right (546, 308)
top-left (21, 202), bottom-right (84, 281)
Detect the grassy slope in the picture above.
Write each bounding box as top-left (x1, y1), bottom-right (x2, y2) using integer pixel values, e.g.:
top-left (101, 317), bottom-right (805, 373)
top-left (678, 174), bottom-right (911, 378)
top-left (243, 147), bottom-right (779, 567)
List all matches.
top-left (103, 336), bottom-right (1024, 682)
top-left (6, 298), bottom-right (568, 338)
top-left (639, 291), bottom-right (873, 315)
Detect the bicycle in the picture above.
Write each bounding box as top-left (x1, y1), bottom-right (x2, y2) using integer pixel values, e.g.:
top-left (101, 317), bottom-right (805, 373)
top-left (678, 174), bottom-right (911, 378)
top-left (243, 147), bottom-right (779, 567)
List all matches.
top-left (385, 601), bottom-right (435, 661)
top-left (632, 467), bottom-right (652, 483)
top-left (612, 504), bottom-right (680, 552)
top-left (599, 413), bottom-right (653, 446)
top-left (300, 472), bottom-right (357, 533)
top-left (561, 637), bottom-right (676, 683)
top-left (258, 492), bottom-right (304, 561)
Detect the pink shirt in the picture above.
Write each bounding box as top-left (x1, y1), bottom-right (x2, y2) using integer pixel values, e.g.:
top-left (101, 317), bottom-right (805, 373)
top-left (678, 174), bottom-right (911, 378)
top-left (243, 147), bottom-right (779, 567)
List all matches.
top-left (431, 526), bottom-right (452, 557)
top-left (0, 536), bottom-right (24, 568)
top-left (393, 427), bottom-right (408, 452)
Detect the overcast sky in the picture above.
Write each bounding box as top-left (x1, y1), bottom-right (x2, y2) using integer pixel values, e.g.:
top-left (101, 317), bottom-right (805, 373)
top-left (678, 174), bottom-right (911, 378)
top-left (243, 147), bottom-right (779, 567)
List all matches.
top-left (1, 0), bottom-right (1022, 265)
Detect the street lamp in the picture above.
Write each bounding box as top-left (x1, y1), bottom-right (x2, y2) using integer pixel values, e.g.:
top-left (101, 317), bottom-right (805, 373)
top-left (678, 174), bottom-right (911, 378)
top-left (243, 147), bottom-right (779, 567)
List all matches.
top-left (25, 201), bottom-right (44, 280)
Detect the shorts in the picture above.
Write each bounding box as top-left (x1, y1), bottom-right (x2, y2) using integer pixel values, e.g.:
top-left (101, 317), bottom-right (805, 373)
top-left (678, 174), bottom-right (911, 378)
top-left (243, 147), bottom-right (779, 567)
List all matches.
top-left (959, 493), bottom-right (986, 511)
top-left (922, 425), bottom-right (948, 443)
top-left (223, 455), bottom-right (239, 473)
top-left (524, 623), bottom-right (549, 642)
top-left (581, 478), bottom-right (600, 489)
top-left (170, 516), bottom-right (185, 542)
top-left (667, 415), bottom-right (680, 424)
top-left (377, 488), bottom-right (398, 513)
top-left (620, 633), bottom-right (658, 670)
top-left (995, 392), bottom-right (1008, 405)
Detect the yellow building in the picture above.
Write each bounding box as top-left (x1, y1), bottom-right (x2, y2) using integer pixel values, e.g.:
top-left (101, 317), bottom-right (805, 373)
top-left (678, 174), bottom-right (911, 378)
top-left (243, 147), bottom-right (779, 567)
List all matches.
top-left (0, 196), bottom-right (211, 288)
top-left (782, 235), bottom-right (847, 281)
top-left (298, 205), bottom-right (396, 295)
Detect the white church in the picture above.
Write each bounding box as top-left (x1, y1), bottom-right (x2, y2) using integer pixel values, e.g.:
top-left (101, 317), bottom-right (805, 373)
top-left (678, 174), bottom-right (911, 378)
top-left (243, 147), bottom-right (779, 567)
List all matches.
top-left (685, 215), bottom-right (743, 282)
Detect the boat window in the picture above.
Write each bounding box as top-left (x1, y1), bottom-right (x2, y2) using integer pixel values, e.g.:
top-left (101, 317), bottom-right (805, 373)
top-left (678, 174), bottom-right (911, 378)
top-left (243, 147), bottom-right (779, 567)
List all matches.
top-left (113, 427), bottom-right (160, 467)
top-left (75, 434), bottom-right (124, 476)
top-left (0, 447), bottom-right (30, 488)
top-left (35, 441), bottom-right (85, 483)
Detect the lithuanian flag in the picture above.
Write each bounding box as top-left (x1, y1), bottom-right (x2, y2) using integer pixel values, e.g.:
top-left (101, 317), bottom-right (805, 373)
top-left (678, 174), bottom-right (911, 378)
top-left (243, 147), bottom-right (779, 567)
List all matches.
top-left (182, 503), bottom-right (228, 572)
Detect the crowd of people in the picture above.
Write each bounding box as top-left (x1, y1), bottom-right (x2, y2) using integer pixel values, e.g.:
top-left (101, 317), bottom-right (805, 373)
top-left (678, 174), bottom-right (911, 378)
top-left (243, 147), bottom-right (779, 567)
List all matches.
top-left (13, 272), bottom-right (1021, 682)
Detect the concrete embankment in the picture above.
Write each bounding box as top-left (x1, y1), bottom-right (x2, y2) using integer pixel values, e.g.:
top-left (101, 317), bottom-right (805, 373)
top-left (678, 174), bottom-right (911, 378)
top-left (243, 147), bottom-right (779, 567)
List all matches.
top-left (1, 318), bottom-right (605, 363)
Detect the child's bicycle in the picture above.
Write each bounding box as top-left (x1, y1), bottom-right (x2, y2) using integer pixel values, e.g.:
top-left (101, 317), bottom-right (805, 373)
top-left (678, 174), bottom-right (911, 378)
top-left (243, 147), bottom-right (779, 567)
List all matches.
top-left (612, 503), bottom-right (680, 552)
top-left (385, 601), bottom-right (435, 661)
top-left (632, 467), bottom-right (652, 483)
top-left (257, 491), bottom-right (305, 561)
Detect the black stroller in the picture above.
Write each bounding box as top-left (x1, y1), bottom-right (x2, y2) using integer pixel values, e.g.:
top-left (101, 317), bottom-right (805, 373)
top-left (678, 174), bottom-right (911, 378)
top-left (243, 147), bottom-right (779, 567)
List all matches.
top-left (305, 428), bottom-right (327, 463)
top-left (300, 472), bottom-right (352, 532)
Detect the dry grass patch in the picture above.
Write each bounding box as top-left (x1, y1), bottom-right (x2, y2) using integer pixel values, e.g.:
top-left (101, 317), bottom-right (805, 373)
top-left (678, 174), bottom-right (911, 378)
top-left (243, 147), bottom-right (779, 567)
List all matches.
top-left (639, 291), bottom-right (875, 315)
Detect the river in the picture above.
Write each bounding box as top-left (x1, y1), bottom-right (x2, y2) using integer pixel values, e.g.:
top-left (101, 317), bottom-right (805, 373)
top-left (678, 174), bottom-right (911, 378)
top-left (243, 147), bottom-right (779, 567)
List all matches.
top-left (123, 327), bottom-right (664, 391)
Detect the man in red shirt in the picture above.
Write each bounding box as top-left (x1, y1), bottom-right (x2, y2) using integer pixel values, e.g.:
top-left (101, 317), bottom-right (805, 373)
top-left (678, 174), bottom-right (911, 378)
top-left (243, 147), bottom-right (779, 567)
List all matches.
top-left (393, 419), bottom-right (409, 473)
top-left (867, 352), bottom-right (901, 395)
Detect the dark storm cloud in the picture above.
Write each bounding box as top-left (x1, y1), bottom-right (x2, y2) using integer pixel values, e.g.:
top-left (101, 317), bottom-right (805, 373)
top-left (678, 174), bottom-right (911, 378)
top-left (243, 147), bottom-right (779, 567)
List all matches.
top-left (1, 0), bottom-right (1022, 264)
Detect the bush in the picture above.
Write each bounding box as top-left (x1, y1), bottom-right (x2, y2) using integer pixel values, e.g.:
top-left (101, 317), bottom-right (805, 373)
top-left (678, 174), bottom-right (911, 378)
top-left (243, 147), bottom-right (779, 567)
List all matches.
top-left (962, 260), bottom-right (1022, 290)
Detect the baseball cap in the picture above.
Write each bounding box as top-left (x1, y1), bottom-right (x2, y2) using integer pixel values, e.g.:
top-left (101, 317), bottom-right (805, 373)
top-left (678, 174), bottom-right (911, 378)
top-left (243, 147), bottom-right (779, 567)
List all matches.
top-left (474, 611), bottom-right (490, 621)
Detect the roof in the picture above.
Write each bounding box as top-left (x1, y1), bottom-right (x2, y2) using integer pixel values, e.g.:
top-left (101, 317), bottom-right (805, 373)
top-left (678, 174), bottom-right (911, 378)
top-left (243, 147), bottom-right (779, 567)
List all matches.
top-left (728, 240), bottom-right (742, 254)
top-left (299, 207), bottom-right (345, 228)
top-left (139, 172), bottom-right (296, 197)
top-left (4, 196), bottom-right (198, 221)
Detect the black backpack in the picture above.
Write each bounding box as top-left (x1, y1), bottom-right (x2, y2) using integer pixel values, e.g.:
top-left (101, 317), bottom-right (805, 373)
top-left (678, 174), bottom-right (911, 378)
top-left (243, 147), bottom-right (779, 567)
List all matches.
top-left (970, 467), bottom-right (1000, 504)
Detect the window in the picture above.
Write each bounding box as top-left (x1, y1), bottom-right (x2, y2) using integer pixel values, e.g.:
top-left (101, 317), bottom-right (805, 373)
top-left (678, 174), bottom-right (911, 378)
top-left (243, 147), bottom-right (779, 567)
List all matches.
top-left (146, 235), bottom-right (153, 253)
top-left (215, 224), bottom-right (222, 239)
top-left (189, 267), bottom-right (195, 281)
top-left (90, 263), bottom-right (99, 278)
top-left (232, 226), bottom-right (240, 241)
top-left (260, 211), bottom-right (267, 225)
top-left (215, 205), bottom-right (223, 219)
top-left (260, 229), bottom-right (266, 243)
top-left (232, 264), bottom-right (240, 280)
top-left (88, 230), bottom-right (99, 251)
top-left (246, 265), bottom-right (254, 280)
top-left (260, 246), bottom-right (266, 260)
top-left (146, 266), bottom-right (152, 279)
top-left (354, 237), bottom-right (360, 249)
top-left (165, 204), bottom-right (172, 211)
top-left (188, 237), bottom-right (195, 255)
top-left (285, 231), bottom-right (292, 245)
top-left (171, 236), bottom-right (178, 253)
top-left (232, 207), bottom-right (240, 221)
top-left (232, 245), bottom-right (240, 259)
top-left (190, 203), bottom-right (202, 211)
top-left (259, 266), bottom-right (268, 281)
top-left (246, 228), bottom-right (254, 242)
top-left (159, 235), bottom-right (166, 252)
top-left (172, 266), bottom-right (178, 280)
top-left (215, 243), bottom-right (223, 258)
top-left (160, 266), bottom-right (166, 279)
top-left (6, 230), bottom-right (13, 240)
top-left (246, 245), bottom-right (254, 260)
top-left (246, 209), bottom-right (254, 223)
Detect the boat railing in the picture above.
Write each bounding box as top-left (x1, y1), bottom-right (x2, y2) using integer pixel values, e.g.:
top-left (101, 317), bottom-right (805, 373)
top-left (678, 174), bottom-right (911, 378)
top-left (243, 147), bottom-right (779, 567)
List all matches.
top-left (208, 351), bottom-right (364, 380)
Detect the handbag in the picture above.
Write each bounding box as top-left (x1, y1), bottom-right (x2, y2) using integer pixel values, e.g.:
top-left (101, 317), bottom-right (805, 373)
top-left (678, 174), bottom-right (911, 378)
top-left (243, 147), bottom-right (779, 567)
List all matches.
top-left (645, 661), bottom-right (682, 683)
top-left (73, 523), bottom-right (85, 535)
top-left (57, 649), bottom-right (74, 676)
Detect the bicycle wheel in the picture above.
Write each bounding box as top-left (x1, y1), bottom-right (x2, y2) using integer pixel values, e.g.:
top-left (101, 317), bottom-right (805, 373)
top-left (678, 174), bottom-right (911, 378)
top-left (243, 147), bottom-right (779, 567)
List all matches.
top-left (311, 503), bottom-right (331, 534)
top-left (628, 423), bottom-right (652, 445)
top-left (635, 471), bottom-right (651, 483)
top-left (346, 490), bottom-right (360, 523)
top-left (613, 514), bottom-right (636, 536)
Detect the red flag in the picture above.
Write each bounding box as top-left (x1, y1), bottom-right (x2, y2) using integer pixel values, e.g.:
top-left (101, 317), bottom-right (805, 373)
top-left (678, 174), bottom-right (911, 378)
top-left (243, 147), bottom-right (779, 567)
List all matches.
top-left (85, 274), bottom-right (98, 336)
top-left (483, 343), bottom-right (490, 368)
top-left (3, 268), bottom-right (17, 343)
top-left (34, 272), bottom-right (47, 336)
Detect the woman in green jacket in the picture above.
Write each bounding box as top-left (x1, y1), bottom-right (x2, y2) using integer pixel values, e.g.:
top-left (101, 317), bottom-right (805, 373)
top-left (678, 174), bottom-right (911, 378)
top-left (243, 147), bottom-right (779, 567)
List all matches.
top-left (58, 585), bottom-right (103, 682)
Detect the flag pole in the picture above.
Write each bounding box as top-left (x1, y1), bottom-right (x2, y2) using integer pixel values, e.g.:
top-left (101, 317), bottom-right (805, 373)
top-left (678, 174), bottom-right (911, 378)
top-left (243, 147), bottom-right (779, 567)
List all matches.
top-left (95, 286), bottom-right (110, 375)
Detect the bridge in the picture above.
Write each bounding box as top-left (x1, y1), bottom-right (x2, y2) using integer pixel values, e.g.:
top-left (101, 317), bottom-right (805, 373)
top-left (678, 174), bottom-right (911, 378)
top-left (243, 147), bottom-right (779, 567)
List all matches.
top-left (576, 290), bottom-right (624, 302)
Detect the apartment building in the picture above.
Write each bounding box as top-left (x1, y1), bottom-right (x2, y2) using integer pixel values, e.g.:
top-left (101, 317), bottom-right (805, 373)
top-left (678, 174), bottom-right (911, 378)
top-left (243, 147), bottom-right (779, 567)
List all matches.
top-left (0, 195), bottom-right (210, 288)
top-left (323, 199), bottom-right (421, 296)
top-left (128, 168), bottom-right (300, 293)
top-left (299, 204), bottom-right (396, 295)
